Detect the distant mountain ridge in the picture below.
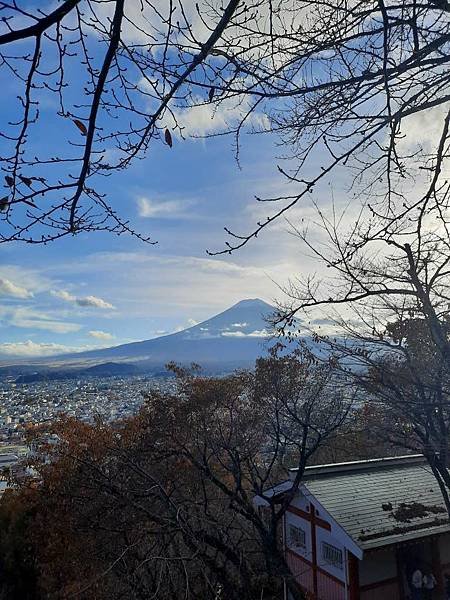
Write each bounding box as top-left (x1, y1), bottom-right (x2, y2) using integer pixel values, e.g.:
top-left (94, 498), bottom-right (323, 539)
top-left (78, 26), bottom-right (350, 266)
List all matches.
top-left (0, 299), bottom-right (278, 380)
top-left (67, 298), bottom-right (274, 360)
top-left (14, 362), bottom-right (141, 384)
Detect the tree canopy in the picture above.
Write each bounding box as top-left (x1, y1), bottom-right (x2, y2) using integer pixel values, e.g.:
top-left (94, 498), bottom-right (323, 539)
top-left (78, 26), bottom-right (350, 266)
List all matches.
top-left (0, 356), bottom-right (349, 599)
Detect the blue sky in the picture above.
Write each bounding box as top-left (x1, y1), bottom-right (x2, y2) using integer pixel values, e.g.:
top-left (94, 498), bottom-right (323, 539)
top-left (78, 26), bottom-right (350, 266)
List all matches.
top-left (1, 0), bottom-right (435, 358)
top-left (0, 1), bottom-right (315, 357)
top-left (0, 2), bottom-right (384, 358)
top-left (0, 18), bottom-right (371, 360)
top-left (0, 93), bottom-right (316, 357)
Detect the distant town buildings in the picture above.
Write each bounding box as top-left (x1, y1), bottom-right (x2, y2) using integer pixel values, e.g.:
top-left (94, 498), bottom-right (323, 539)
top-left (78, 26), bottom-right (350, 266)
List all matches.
top-left (0, 375), bottom-right (176, 463)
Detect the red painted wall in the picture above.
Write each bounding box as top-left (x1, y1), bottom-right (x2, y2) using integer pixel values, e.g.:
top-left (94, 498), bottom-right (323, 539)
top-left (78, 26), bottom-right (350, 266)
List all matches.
top-left (286, 550), bottom-right (346, 600)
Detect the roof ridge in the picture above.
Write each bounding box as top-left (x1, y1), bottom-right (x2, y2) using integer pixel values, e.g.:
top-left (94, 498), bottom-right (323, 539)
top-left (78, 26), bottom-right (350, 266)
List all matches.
top-left (290, 454), bottom-right (426, 480)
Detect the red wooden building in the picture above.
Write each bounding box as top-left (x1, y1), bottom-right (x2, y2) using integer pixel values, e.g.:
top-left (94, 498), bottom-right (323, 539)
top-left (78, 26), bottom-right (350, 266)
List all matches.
top-left (257, 455), bottom-right (450, 599)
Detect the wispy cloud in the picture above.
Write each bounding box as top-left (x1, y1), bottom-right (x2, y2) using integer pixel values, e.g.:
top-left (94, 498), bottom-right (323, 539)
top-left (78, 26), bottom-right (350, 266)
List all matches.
top-left (52, 290), bottom-right (75, 302)
top-left (77, 296), bottom-right (114, 309)
top-left (52, 290), bottom-right (114, 310)
top-left (165, 95), bottom-right (269, 138)
top-left (221, 329), bottom-right (269, 338)
top-left (0, 277), bottom-right (33, 299)
top-left (5, 307), bottom-right (82, 334)
top-left (88, 330), bottom-right (114, 340)
top-left (0, 265), bottom-right (54, 295)
top-left (60, 251), bottom-right (280, 319)
top-left (136, 195), bottom-right (196, 219)
top-left (0, 340), bottom-right (85, 357)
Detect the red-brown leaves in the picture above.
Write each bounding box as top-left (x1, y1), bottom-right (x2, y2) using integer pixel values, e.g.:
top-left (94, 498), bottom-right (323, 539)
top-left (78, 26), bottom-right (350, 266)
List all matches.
top-left (73, 119), bottom-right (87, 136)
top-left (164, 128), bottom-right (173, 147)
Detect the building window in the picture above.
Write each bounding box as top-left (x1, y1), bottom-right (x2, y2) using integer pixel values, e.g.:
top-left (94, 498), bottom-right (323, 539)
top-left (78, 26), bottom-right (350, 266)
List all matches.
top-left (322, 542), bottom-right (343, 569)
top-left (288, 524), bottom-right (306, 550)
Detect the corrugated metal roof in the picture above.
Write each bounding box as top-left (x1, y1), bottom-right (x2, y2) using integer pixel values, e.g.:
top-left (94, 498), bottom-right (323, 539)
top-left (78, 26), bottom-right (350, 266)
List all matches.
top-left (297, 455), bottom-right (450, 550)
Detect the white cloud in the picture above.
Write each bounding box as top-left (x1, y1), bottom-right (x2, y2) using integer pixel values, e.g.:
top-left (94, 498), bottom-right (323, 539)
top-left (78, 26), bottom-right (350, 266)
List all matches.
top-left (0, 277), bottom-right (33, 299)
top-left (232, 322), bottom-right (247, 328)
top-left (88, 330), bottom-right (114, 340)
top-left (0, 340), bottom-right (83, 357)
top-left (137, 196), bottom-right (193, 219)
top-left (187, 318), bottom-right (198, 327)
top-left (174, 100), bottom-right (231, 137)
top-left (138, 67), bottom-right (268, 139)
top-left (52, 290), bottom-right (114, 310)
top-left (77, 296), bottom-right (114, 309)
top-left (52, 290), bottom-right (75, 302)
top-left (0, 265), bottom-right (55, 295)
top-left (221, 329), bottom-right (269, 338)
top-left (62, 251), bottom-right (280, 319)
top-left (165, 95), bottom-right (269, 138)
top-left (400, 101), bottom-right (450, 153)
top-left (6, 307), bottom-right (82, 334)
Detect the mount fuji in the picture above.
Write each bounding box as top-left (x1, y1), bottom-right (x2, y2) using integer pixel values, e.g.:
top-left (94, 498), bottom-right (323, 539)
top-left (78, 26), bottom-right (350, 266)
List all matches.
top-left (1, 299), bottom-right (280, 380)
top-left (67, 298), bottom-right (275, 366)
